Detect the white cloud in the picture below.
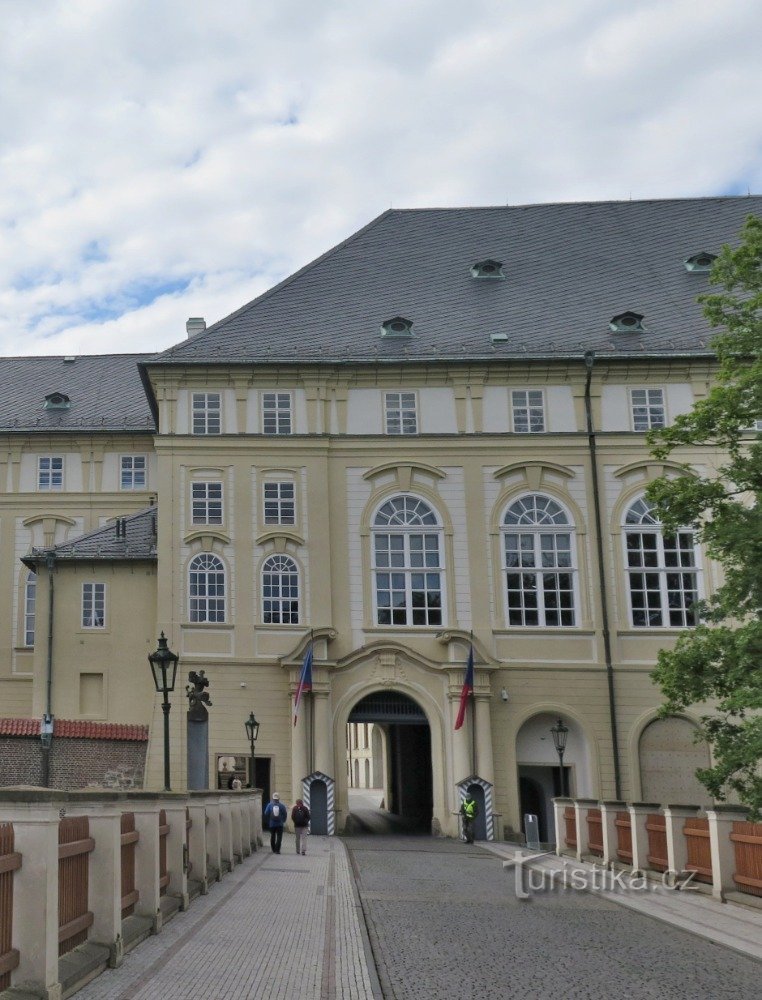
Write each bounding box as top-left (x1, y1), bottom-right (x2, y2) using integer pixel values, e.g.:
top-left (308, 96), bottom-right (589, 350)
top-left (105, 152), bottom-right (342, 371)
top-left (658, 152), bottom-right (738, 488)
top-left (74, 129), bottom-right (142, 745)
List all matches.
top-left (0, 0), bottom-right (760, 356)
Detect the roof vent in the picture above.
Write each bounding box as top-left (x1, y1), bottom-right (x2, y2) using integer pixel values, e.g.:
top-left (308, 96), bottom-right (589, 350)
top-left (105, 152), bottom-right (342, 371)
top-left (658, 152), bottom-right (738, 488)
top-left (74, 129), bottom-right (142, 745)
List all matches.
top-left (44, 392), bottom-right (71, 410)
top-left (63, 356), bottom-right (76, 364)
top-left (609, 311), bottom-right (645, 333)
top-left (380, 316), bottom-right (413, 338)
top-left (683, 251), bottom-right (717, 273)
top-left (471, 259), bottom-right (505, 280)
top-left (186, 317), bottom-right (207, 338)
top-left (490, 332), bottom-right (508, 343)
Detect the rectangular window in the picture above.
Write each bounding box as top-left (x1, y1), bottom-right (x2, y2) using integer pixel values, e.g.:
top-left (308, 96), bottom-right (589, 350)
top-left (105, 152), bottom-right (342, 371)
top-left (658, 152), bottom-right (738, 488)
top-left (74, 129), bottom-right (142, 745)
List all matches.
top-left (38, 456), bottom-right (64, 490)
top-left (262, 392), bottom-right (292, 435)
top-left (82, 583), bottom-right (106, 628)
top-left (120, 455), bottom-right (147, 489)
top-left (192, 481), bottom-right (223, 524)
top-left (263, 482), bottom-right (296, 524)
top-left (192, 392), bottom-right (222, 435)
top-left (630, 388), bottom-right (666, 431)
top-left (511, 390), bottom-right (545, 433)
top-left (24, 573), bottom-right (36, 647)
top-left (384, 392), bottom-right (418, 435)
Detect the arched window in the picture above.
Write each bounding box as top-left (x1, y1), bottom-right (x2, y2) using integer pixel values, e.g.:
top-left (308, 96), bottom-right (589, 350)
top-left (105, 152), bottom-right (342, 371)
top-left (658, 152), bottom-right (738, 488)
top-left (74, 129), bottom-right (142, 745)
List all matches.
top-left (501, 494), bottom-right (576, 627)
top-left (624, 497), bottom-right (699, 627)
top-left (188, 554), bottom-right (226, 623)
top-left (24, 570), bottom-right (37, 646)
top-left (262, 555), bottom-right (299, 624)
top-left (372, 495), bottom-right (444, 626)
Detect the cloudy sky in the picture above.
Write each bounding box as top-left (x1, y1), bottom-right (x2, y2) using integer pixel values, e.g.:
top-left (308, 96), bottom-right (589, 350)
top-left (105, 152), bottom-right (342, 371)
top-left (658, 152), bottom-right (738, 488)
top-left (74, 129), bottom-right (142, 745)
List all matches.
top-left (1, 0), bottom-right (760, 357)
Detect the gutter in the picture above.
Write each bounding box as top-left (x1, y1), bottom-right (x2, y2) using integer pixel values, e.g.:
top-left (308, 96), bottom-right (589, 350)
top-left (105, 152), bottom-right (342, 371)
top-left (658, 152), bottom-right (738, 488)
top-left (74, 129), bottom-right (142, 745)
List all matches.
top-left (583, 351), bottom-right (622, 799)
top-left (42, 550), bottom-right (56, 787)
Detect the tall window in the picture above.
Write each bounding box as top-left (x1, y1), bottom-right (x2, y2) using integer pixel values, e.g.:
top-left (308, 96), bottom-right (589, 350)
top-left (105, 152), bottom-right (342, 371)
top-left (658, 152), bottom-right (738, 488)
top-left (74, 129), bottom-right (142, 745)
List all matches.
top-left (372, 495), bottom-right (443, 626)
top-left (262, 392), bottom-right (292, 435)
top-left (384, 392), bottom-right (417, 435)
top-left (189, 554), bottom-right (226, 623)
top-left (263, 482), bottom-right (295, 524)
top-left (192, 481), bottom-right (223, 524)
top-left (624, 497), bottom-right (699, 627)
top-left (120, 455), bottom-right (147, 489)
top-left (24, 571), bottom-right (36, 646)
top-left (192, 392), bottom-right (221, 435)
top-left (38, 456), bottom-right (64, 490)
top-left (82, 583), bottom-right (106, 628)
top-left (630, 388), bottom-right (665, 431)
top-left (511, 390), bottom-right (545, 433)
top-left (502, 494), bottom-right (576, 627)
top-left (262, 555), bottom-right (299, 624)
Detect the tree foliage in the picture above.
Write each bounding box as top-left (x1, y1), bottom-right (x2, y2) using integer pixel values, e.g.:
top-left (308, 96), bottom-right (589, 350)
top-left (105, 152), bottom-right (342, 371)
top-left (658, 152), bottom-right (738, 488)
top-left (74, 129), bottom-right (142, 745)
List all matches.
top-left (646, 214), bottom-right (762, 818)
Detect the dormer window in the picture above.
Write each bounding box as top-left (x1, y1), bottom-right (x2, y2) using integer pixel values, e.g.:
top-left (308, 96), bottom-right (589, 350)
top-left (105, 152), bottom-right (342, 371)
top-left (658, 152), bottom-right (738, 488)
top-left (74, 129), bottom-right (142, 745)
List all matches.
top-left (609, 311), bottom-right (645, 333)
top-left (471, 259), bottom-right (505, 280)
top-left (381, 316), bottom-right (413, 338)
top-left (44, 392), bottom-right (70, 410)
top-left (683, 252), bottom-right (717, 273)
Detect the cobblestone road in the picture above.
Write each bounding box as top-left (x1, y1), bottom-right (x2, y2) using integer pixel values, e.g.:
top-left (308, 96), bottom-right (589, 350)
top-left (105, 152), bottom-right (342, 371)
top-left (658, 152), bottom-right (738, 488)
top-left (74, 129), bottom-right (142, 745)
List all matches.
top-left (344, 837), bottom-right (761, 1000)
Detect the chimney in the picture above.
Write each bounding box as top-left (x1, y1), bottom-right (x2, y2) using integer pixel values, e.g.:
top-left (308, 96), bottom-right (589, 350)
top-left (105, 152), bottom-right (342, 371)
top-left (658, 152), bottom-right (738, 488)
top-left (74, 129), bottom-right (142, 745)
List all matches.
top-left (186, 317), bottom-right (206, 338)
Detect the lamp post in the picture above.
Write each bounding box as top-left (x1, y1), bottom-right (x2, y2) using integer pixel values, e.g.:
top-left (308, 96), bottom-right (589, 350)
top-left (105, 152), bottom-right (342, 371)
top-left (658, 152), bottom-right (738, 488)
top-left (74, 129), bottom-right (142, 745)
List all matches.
top-left (550, 717), bottom-right (569, 796)
top-left (245, 711), bottom-right (260, 789)
top-left (148, 632), bottom-right (179, 791)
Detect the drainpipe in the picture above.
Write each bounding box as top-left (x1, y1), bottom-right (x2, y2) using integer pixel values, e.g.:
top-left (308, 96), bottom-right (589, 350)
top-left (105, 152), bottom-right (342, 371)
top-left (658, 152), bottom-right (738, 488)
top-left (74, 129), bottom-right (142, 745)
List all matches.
top-left (583, 351), bottom-right (622, 799)
top-left (41, 551), bottom-right (56, 787)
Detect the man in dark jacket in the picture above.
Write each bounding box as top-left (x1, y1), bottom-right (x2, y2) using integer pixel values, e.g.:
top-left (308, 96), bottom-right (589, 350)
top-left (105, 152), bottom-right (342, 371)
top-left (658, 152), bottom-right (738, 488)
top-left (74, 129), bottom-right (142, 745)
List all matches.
top-left (264, 793), bottom-right (287, 853)
top-left (291, 799), bottom-right (311, 855)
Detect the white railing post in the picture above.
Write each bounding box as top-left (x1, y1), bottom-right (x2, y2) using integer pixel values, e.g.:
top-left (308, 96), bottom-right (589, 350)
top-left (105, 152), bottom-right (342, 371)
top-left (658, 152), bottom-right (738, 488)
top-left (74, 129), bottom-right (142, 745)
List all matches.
top-left (573, 799), bottom-right (596, 861)
top-left (552, 797), bottom-right (570, 856)
top-left (628, 803), bottom-right (659, 873)
top-left (228, 793), bottom-right (244, 862)
top-left (160, 798), bottom-right (189, 911)
top-left (187, 794), bottom-right (210, 893)
top-left (250, 790), bottom-right (263, 848)
top-left (238, 795), bottom-right (251, 857)
top-left (707, 805), bottom-right (748, 902)
top-left (129, 798), bottom-right (162, 933)
top-left (78, 798), bottom-right (123, 968)
top-left (218, 795), bottom-right (234, 873)
top-left (205, 798), bottom-right (222, 881)
top-left (600, 801), bottom-right (626, 867)
top-left (664, 804), bottom-right (700, 876)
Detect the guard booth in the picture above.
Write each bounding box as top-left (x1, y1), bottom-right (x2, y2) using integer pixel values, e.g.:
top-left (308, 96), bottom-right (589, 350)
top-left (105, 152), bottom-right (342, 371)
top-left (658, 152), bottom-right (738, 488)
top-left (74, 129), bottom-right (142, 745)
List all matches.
top-left (457, 775), bottom-right (495, 841)
top-left (302, 771), bottom-right (335, 835)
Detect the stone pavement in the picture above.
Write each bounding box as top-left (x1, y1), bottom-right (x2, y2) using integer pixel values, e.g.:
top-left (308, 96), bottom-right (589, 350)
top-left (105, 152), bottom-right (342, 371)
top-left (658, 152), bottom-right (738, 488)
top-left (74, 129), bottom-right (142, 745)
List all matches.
top-left (76, 834), bottom-right (379, 1000)
top-left (483, 841), bottom-right (762, 963)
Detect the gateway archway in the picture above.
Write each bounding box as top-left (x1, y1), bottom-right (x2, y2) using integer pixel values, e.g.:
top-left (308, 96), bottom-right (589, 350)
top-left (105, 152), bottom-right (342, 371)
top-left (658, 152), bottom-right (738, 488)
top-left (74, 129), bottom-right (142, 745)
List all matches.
top-left (346, 690), bottom-right (433, 833)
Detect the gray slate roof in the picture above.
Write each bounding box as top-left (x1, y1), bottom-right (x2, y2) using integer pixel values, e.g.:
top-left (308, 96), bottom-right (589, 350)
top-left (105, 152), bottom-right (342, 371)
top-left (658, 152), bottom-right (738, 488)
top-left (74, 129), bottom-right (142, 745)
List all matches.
top-left (24, 506), bottom-right (158, 564)
top-left (150, 197), bottom-right (761, 366)
top-left (0, 354), bottom-right (154, 432)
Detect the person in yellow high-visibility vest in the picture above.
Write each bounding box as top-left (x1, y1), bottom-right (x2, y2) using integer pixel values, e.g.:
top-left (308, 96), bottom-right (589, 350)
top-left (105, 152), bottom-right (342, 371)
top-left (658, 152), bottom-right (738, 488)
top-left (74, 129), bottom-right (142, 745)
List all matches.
top-left (460, 793), bottom-right (478, 844)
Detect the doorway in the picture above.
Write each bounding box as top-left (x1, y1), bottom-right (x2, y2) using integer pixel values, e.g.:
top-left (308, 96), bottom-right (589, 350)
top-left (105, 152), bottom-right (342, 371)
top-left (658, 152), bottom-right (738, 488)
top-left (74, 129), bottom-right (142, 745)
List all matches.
top-left (518, 765), bottom-right (567, 844)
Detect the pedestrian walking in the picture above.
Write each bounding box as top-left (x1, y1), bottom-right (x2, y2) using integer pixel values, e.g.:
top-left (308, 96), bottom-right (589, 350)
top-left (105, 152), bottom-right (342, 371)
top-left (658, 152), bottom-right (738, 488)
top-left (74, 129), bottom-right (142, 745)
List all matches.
top-left (291, 798), bottom-right (311, 855)
top-left (460, 792), bottom-right (478, 844)
top-left (264, 792), bottom-right (287, 853)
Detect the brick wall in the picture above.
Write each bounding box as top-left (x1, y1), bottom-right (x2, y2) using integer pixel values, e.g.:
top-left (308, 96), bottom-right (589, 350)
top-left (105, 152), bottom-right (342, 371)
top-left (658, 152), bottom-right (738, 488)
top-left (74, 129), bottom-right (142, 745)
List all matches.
top-left (0, 736), bottom-right (147, 789)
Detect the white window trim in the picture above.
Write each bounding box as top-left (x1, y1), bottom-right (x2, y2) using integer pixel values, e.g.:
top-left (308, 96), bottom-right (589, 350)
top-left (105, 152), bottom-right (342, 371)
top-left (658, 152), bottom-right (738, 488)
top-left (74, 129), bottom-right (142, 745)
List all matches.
top-left (120, 454), bottom-right (147, 490)
top-left (37, 455), bottom-right (64, 491)
top-left (191, 481), bottom-right (224, 526)
top-left (191, 392), bottom-right (222, 435)
top-left (188, 553), bottom-right (227, 623)
top-left (24, 571), bottom-right (36, 647)
top-left (384, 391), bottom-right (418, 435)
top-left (261, 554), bottom-right (300, 625)
top-left (82, 582), bottom-right (106, 629)
top-left (263, 480), bottom-right (297, 525)
top-left (629, 386), bottom-right (667, 432)
top-left (510, 389), bottom-right (546, 434)
top-left (261, 391), bottom-right (293, 435)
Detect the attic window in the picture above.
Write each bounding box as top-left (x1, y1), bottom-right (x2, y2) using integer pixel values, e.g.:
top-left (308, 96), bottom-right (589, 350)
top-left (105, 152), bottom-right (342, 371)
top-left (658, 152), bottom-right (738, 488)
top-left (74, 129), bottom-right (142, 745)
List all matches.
top-left (683, 252), bottom-right (717, 273)
top-left (44, 392), bottom-right (71, 410)
top-left (609, 312), bottom-right (645, 333)
top-left (381, 316), bottom-right (413, 338)
top-left (471, 259), bottom-right (505, 280)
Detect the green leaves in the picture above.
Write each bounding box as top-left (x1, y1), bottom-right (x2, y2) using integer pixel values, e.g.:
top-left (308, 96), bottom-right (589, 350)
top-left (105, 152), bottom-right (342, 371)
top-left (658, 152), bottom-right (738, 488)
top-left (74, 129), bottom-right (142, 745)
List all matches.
top-left (646, 214), bottom-right (762, 819)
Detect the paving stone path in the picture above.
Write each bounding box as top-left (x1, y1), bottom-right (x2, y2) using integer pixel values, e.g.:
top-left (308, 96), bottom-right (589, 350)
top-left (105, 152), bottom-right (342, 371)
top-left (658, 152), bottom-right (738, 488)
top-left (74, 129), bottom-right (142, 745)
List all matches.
top-left (344, 836), bottom-right (762, 1000)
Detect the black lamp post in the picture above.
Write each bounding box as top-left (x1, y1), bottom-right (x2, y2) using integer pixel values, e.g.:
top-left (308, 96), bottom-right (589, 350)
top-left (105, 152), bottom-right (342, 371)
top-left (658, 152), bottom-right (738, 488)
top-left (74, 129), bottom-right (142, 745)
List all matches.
top-left (245, 711), bottom-right (260, 789)
top-left (148, 632), bottom-right (179, 791)
top-left (550, 717), bottom-right (569, 796)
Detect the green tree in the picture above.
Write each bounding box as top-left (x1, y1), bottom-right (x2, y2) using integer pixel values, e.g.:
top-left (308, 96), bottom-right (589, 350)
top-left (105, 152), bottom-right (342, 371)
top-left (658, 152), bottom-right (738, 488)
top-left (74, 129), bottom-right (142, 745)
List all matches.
top-left (646, 214), bottom-right (762, 818)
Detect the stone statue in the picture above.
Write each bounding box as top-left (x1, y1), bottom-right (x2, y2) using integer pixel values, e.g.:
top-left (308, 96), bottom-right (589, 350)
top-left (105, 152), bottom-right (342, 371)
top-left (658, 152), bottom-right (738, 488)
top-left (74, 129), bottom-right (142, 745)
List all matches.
top-left (186, 670), bottom-right (212, 721)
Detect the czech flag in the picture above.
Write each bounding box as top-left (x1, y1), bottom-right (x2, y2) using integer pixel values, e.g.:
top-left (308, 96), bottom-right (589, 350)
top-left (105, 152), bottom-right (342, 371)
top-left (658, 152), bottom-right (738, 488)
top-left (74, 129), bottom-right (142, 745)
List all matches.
top-left (293, 644), bottom-right (313, 726)
top-left (454, 645), bottom-right (474, 731)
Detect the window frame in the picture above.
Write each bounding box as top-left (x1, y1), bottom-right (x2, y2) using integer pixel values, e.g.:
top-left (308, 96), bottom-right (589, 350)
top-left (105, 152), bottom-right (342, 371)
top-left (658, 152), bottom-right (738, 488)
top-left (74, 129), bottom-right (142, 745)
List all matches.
top-left (261, 554), bottom-right (300, 624)
top-left (511, 389), bottom-right (546, 434)
top-left (629, 387), bottom-right (666, 432)
top-left (81, 582), bottom-right (106, 629)
top-left (188, 553), bottom-right (227, 623)
top-left (191, 480), bottom-right (224, 526)
top-left (191, 392), bottom-right (222, 435)
top-left (38, 455), bottom-right (64, 491)
top-left (24, 570), bottom-right (37, 647)
top-left (261, 392), bottom-right (293, 435)
top-left (263, 481), bottom-right (296, 525)
top-left (120, 454), bottom-right (147, 490)
top-left (500, 493), bottom-right (578, 628)
top-left (370, 494), bottom-right (446, 628)
top-left (384, 391), bottom-right (418, 435)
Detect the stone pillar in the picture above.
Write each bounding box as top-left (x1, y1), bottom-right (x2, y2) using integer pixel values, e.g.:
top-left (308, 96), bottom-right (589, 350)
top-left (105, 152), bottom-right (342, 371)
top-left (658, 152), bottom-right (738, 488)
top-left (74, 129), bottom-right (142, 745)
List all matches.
top-left (161, 799), bottom-right (189, 911)
top-left (205, 799), bottom-right (222, 881)
top-left (474, 694), bottom-right (494, 785)
top-left (84, 806), bottom-right (124, 967)
top-left (250, 790), bottom-right (263, 848)
top-left (130, 802), bottom-right (162, 933)
top-left (707, 806), bottom-right (748, 902)
top-left (238, 796), bottom-right (252, 857)
top-left (218, 795), bottom-right (234, 872)
top-left (186, 795), bottom-right (210, 893)
top-left (628, 803), bottom-right (660, 873)
top-left (573, 799), bottom-right (598, 861)
top-left (599, 801), bottom-right (626, 867)
top-left (552, 798), bottom-right (572, 855)
top-left (229, 795), bottom-right (244, 861)
top-left (664, 805), bottom-right (700, 876)
top-left (313, 691), bottom-right (332, 778)
top-left (451, 696), bottom-right (470, 785)
top-left (0, 802), bottom-right (62, 999)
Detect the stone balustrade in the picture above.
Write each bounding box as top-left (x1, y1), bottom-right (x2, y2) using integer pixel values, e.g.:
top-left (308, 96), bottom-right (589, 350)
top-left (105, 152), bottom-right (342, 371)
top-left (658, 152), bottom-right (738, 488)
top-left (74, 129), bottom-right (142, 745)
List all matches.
top-left (0, 787), bottom-right (262, 1000)
top-left (552, 797), bottom-right (759, 904)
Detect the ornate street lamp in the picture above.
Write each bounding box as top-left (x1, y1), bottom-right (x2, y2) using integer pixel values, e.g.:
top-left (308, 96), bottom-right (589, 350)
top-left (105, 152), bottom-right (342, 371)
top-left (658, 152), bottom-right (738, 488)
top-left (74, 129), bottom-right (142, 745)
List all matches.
top-left (148, 632), bottom-right (179, 791)
top-left (245, 711), bottom-right (260, 789)
top-left (550, 717), bottom-right (569, 796)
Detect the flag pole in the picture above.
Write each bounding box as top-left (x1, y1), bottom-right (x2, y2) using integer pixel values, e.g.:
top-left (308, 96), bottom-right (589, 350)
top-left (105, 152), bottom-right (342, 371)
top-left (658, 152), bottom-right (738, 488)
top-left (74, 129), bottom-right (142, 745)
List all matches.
top-left (470, 631), bottom-right (476, 776)
top-left (309, 630), bottom-right (315, 774)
